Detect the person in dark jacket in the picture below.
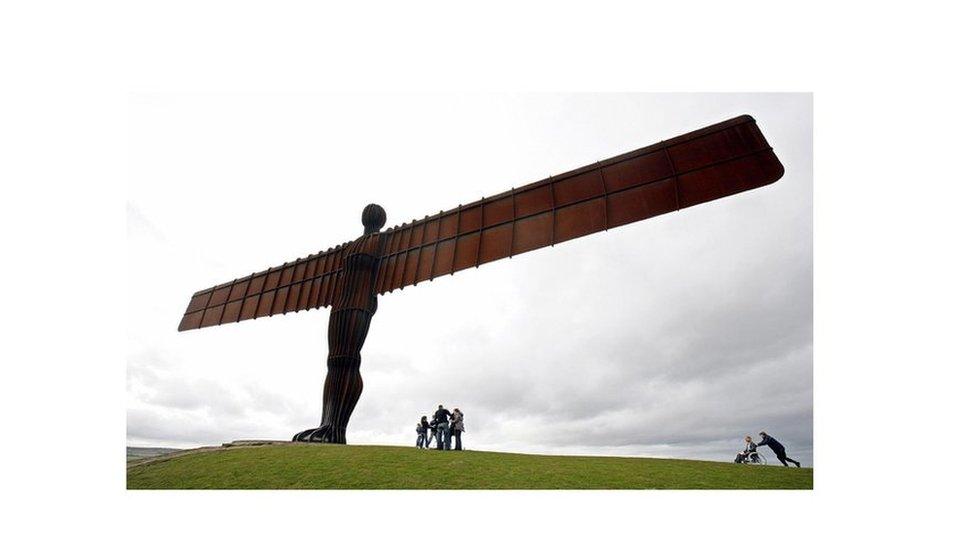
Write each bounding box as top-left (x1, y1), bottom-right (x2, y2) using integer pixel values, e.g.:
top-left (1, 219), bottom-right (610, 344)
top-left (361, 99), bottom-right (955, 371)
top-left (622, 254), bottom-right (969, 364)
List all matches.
top-left (756, 431), bottom-right (801, 467)
top-left (420, 415), bottom-right (432, 448)
top-left (432, 405), bottom-right (452, 450)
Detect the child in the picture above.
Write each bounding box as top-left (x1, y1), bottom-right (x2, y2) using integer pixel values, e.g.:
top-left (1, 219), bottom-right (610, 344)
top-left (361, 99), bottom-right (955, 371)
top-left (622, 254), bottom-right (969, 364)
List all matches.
top-left (734, 435), bottom-right (757, 463)
top-left (415, 422), bottom-right (425, 448)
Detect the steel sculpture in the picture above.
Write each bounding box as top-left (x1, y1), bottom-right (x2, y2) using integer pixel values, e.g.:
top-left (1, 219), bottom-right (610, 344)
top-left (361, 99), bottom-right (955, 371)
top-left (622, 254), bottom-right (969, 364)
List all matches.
top-left (178, 115), bottom-right (785, 443)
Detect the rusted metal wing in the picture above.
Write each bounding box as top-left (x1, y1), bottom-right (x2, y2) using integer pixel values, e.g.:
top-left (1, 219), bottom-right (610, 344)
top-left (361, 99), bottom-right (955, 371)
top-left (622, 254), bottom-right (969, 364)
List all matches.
top-left (178, 243), bottom-right (350, 331)
top-left (374, 114), bottom-right (784, 295)
top-left (178, 114), bottom-right (784, 331)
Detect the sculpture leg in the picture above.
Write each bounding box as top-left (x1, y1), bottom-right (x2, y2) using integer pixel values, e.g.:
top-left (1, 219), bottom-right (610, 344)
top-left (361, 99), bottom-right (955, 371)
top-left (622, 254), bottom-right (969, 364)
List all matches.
top-left (294, 307), bottom-right (374, 443)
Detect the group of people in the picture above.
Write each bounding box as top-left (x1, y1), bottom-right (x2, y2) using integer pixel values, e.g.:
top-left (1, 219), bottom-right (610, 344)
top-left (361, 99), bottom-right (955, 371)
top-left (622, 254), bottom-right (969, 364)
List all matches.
top-left (415, 404), bottom-right (465, 450)
top-left (734, 431), bottom-right (802, 467)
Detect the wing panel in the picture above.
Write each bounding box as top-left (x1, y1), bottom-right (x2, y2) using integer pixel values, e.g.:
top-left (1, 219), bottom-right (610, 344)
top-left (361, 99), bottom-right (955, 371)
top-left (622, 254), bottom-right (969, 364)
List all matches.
top-left (178, 244), bottom-right (349, 331)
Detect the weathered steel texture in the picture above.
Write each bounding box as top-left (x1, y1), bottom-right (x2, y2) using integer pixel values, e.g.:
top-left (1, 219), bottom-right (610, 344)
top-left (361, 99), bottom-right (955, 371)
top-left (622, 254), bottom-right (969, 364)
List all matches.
top-left (293, 209), bottom-right (387, 443)
top-left (177, 244), bottom-right (350, 332)
top-left (373, 114), bottom-right (783, 295)
top-left (177, 115), bottom-right (784, 444)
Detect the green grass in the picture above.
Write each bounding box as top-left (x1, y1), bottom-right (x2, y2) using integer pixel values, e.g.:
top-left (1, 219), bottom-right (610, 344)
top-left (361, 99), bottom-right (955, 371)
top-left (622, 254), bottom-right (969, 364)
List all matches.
top-left (127, 443), bottom-right (812, 489)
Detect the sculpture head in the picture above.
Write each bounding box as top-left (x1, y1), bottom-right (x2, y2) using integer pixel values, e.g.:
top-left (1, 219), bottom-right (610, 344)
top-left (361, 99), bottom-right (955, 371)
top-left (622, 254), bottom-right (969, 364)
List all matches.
top-left (361, 203), bottom-right (386, 234)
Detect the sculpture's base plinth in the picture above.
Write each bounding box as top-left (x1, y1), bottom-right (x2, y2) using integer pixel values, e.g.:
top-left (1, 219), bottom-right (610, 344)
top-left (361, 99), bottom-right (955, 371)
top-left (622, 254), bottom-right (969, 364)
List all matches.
top-left (221, 439), bottom-right (291, 448)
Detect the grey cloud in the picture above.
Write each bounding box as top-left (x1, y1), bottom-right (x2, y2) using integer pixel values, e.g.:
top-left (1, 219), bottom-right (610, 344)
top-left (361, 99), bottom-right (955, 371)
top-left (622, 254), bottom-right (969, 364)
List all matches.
top-left (128, 94), bottom-right (812, 465)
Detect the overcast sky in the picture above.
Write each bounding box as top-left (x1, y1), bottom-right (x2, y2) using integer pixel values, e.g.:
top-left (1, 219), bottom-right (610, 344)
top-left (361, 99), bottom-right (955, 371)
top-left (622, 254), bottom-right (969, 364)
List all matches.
top-left (127, 93), bottom-right (812, 464)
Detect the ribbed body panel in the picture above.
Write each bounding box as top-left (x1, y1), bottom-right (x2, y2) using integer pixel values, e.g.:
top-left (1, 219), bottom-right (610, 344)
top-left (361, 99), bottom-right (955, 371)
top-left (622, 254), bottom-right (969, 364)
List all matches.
top-left (295, 232), bottom-right (386, 443)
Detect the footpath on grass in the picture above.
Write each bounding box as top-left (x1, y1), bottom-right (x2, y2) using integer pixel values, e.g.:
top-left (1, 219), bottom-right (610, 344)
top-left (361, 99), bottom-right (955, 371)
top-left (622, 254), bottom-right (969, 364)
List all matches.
top-left (127, 441), bottom-right (813, 489)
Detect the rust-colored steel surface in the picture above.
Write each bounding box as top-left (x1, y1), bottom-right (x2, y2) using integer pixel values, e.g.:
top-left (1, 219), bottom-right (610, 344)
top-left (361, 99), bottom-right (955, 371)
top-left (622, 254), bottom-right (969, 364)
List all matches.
top-left (178, 114), bottom-right (785, 442)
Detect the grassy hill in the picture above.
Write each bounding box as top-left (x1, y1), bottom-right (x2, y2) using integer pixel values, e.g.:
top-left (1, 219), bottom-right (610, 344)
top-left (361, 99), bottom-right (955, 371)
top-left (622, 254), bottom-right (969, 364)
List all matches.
top-left (127, 442), bottom-right (812, 489)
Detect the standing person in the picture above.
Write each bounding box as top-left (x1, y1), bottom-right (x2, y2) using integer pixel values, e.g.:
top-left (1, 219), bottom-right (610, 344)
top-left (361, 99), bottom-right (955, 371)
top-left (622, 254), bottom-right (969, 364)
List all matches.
top-left (432, 405), bottom-right (451, 450)
top-left (756, 431), bottom-right (801, 467)
top-left (734, 435), bottom-right (757, 463)
top-left (420, 415), bottom-right (432, 449)
top-left (442, 412), bottom-right (453, 451)
top-left (415, 422), bottom-right (425, 448)
top-left (450, 408), bottom-right (465, 451)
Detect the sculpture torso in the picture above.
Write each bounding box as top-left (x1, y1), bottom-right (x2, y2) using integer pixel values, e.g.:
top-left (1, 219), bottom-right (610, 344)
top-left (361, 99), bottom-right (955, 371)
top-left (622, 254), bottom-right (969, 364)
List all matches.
top-left (334, 232), bottom-right (384, 314)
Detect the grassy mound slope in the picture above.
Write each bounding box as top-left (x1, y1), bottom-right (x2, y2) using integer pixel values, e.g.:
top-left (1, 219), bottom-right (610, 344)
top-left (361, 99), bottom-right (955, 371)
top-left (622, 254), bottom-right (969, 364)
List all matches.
top-left (127, 443), bottom-right (812, 489)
